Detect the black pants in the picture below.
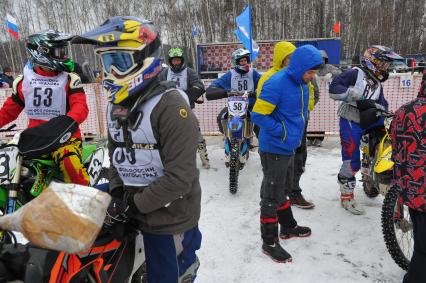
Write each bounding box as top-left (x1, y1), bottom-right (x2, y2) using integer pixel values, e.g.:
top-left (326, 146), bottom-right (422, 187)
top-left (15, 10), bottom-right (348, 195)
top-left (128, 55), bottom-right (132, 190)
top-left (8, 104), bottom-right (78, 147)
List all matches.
top-left (259, 152), bottom-right (294, 219)
top-left (290, 120), bottom-right (308, 198)
top-left (403, 209), bottom-right (426, 283)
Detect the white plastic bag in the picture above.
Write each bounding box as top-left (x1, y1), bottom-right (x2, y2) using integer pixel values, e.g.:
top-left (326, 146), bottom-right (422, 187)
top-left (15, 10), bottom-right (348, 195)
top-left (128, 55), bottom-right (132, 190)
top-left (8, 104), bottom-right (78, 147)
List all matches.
top-left (0, 181), bottom-right (111, 253)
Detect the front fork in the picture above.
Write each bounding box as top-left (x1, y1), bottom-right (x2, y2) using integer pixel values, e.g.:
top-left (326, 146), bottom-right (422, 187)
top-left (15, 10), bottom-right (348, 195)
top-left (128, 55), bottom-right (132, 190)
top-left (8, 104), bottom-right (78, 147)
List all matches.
top-left (223, 117), bottom-right (252, 163)
top-left (6, 154), bottom-right (22, 215)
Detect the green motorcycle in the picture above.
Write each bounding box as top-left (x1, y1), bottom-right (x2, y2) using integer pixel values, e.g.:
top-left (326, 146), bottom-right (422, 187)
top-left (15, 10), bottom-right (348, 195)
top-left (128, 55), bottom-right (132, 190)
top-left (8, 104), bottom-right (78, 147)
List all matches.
top-left (0, 123), bottom-right (107, 242)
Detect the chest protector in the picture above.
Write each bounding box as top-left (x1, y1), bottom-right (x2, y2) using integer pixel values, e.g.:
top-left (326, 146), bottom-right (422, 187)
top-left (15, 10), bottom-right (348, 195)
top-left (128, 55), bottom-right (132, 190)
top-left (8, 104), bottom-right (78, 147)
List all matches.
top-left (108, 89), bottom-right (189, 186)
top-left (21, 66), bottom-right (68, 120)
top-left (230, 69), bottom-right (254, 92)
top-left (167, 68), bottom-right (188, 91)
top-left (350, 67), bottom-right (382, 106)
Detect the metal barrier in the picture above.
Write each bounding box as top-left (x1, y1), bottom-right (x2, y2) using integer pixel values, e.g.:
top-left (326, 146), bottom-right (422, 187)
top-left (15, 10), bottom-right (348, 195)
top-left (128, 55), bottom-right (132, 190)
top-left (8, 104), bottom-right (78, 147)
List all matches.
top-left (0, 73), bottom-right (421, 139)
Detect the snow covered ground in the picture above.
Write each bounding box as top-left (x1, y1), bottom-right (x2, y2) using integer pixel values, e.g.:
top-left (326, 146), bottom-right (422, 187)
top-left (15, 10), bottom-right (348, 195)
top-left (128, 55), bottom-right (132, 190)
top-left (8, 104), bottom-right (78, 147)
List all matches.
top-left (196, 136), bottom-right (406, 283)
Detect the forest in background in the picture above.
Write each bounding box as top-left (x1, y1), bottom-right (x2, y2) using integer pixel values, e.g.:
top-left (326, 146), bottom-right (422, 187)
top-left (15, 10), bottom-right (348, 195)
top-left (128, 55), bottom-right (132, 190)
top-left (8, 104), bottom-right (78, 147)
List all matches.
top-left (0, 0), bottom-right (424, 72)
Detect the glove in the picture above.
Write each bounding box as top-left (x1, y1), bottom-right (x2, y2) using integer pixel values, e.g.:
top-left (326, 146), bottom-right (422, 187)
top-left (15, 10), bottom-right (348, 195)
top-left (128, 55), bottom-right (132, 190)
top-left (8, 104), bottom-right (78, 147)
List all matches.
top-left (356, 99), bottom-right (386, 112)
top-left (105, 186), bottom-right (141, 224)
top-left (247, 91), bottom-right (257, 98)
top-left (105, 197), bottom-right (129, 226)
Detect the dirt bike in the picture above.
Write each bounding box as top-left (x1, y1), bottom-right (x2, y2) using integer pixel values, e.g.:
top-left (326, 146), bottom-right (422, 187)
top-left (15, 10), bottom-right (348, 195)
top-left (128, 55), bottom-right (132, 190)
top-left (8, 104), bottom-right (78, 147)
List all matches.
top-left (360, 113), bottom-right (412, 270)
top-left (221, 91), bottom-right (253, 194)
top-left (0, 124), bottom-right (148, 282)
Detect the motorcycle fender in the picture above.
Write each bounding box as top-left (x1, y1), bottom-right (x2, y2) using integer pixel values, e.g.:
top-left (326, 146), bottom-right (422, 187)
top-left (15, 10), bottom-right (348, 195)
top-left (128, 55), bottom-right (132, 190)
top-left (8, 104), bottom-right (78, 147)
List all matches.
top-left (374, 146), bottom-right (394, 173)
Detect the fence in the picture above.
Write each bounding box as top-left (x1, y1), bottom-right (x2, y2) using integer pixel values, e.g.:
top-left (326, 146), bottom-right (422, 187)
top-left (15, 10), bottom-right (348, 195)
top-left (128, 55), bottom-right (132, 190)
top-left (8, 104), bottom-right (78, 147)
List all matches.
top-left (0, 74), bottom-right (422, 139)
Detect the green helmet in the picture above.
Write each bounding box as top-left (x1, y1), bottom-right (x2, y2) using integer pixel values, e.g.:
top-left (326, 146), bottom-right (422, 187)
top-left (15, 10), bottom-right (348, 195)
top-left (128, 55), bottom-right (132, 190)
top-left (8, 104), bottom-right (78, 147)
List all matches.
top-left (26, 30), bottom-right (75, 72)
top-left (168, 47), bottom-right (185, 72)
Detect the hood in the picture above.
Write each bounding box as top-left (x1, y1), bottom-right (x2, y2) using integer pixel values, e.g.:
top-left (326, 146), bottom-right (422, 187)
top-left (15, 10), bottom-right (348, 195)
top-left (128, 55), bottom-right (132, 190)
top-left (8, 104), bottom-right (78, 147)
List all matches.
top-left (286, 45), bottom-right (323, 84)
top-left (272, 41), bottom-right (296, 70)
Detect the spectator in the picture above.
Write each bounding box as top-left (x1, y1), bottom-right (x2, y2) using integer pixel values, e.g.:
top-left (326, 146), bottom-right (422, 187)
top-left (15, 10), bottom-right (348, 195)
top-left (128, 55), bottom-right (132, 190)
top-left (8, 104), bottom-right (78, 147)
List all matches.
top-left (0, 67), bottom-right (14, 86)
top-left (308, 50), bottom-right (343, 147)
top-left (391, 70), bottom-right (426, 283)
top-left (251, 45), bottom-right (322, 262)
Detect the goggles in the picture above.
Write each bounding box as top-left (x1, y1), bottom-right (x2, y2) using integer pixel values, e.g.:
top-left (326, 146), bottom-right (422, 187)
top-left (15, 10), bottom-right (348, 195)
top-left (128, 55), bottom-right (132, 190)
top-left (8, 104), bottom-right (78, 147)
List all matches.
top-left (51, 46), bottom-right (69, 60)
top-left (99, 50), bottom-right (139, 76)
top-left (372, 58), bottom-right (391, 71)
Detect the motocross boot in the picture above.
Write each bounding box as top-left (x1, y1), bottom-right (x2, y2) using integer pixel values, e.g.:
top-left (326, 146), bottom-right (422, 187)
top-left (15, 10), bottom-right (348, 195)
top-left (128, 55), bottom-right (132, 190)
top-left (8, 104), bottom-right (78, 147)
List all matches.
top-left (338, 174), bottom-right (365, 215)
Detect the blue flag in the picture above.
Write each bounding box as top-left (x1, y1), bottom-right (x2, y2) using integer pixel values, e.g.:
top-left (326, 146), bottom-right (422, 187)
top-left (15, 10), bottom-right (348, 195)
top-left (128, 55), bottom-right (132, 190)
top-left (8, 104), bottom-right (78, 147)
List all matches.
top-left (191, 24), bottom-right (201, 38)
top-left (234, 5), bottom-right (259, 61)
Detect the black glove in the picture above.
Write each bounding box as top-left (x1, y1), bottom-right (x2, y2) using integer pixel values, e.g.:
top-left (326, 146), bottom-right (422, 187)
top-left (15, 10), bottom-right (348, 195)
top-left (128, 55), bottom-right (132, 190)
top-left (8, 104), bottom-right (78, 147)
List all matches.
top-left (105, 197), bottom-right (129, 226)
top-left (248, 91), bottom-right (257, 98)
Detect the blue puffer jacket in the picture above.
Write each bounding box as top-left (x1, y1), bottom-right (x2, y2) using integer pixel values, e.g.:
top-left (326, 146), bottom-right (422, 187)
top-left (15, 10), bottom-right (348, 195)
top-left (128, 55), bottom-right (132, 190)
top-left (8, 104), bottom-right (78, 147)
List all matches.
top-left (251, 45), bottom-right (322, 155)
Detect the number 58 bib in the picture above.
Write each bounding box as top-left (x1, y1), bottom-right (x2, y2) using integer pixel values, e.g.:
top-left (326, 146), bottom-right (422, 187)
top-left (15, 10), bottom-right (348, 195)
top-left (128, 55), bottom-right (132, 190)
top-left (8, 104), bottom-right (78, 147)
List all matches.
top-left (21, 65), bottom-right (68, 120)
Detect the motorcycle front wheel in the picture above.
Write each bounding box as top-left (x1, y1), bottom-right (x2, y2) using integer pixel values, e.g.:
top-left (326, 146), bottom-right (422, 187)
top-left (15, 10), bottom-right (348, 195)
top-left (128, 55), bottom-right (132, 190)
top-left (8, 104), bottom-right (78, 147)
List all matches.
top-left (381, 186), bottom-right (413, 270)
top-left (229, 139), bottom-right (240, 194)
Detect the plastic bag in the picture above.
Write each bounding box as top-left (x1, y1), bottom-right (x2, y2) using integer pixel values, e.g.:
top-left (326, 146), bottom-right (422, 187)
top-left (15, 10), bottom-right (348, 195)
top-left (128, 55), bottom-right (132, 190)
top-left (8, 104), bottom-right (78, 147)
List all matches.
top-left (0, 182), bottom-right (111, 253)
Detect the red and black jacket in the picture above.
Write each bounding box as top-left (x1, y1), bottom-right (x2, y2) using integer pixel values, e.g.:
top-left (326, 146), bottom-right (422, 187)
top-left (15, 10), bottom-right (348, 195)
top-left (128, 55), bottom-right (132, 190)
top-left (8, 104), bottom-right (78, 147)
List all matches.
top-left (0, 66), bottom-right (88, 139)
top-left (391, 74), bottom-right (426, 212)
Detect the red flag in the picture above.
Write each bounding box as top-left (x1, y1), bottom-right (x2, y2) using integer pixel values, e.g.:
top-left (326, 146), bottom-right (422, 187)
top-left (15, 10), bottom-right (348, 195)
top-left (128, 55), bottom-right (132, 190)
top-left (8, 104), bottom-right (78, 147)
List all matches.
top-left (333, 22), bottom-right (341, 34)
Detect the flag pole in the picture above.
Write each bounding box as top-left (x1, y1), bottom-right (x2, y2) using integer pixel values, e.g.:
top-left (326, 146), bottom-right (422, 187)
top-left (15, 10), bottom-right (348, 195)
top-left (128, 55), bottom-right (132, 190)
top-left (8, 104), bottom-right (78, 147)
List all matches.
top-left (248, 4), bottom-right (253, 62)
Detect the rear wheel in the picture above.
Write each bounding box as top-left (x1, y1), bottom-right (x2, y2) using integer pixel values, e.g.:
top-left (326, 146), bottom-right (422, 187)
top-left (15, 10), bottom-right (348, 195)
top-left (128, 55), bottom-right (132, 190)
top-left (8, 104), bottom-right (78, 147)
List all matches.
top-left (229, 139), bottom-right (240, 194)
top-left (381, 186), bottom-right (412, 270)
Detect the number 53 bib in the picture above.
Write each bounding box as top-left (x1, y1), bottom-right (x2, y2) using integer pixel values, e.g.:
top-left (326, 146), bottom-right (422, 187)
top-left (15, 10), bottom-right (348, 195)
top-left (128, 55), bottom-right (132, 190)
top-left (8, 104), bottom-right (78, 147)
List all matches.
top-left (22, 65), bottom-right (68, 120)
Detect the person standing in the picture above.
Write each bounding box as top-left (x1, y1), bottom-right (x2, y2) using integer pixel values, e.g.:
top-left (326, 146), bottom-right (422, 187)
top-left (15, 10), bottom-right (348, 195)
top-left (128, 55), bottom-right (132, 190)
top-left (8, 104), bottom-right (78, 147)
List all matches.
top-left (256, 41), bottom-right (316, 209)
top-left (329, 45), bottom-right (403, 215)
top-left (206, 48), bottom-right (261, 137)
top-left (0, 67), bottom-right (14, 86)
top-left (159, 47), bottom-right (210, 169)
top-left (252, 45), bottom-right (322, 262)
top-left (308, 50), bottom-right (342, 147)
top-left (391, 71), bottom-right (426, 283)
top-left (75, 16), bottom-right (202, 283)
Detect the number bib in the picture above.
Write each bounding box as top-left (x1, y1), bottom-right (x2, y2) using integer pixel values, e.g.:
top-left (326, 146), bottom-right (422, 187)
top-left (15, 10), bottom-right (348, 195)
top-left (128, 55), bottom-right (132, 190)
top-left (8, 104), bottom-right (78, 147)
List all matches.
top-left (166, 68), bottom-right (188, 91)
top-left (228, 96), bottom-right (248, 116)
top-left (21, 65), bottom-right (68, 120)
top-left (108, 90), bottom-right (189, 186)
top-left (230, 69), bottom-right (254, 92)
top-left (351, 67), bottom-right (382, 102)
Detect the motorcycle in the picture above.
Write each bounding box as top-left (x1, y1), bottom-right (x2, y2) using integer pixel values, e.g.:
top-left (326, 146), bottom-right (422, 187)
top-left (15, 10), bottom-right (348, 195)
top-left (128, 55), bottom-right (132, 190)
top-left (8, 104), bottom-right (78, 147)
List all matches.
top-left (0, 125), bottom-right (106, 227)
top-left (0, 124), bottom-right (148, 282)
top-left (360, 113), bottom-right (413, 270)
top-left (221, 91), bottom-right (253, 194)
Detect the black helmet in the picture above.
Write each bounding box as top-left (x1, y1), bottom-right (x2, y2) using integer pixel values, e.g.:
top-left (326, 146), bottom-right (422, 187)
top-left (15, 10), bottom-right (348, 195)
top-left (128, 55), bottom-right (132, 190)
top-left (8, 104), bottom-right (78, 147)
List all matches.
top-left (167, 47), bottom-right (185, 72)
top-left (26, 30), bottom-right (75, 72)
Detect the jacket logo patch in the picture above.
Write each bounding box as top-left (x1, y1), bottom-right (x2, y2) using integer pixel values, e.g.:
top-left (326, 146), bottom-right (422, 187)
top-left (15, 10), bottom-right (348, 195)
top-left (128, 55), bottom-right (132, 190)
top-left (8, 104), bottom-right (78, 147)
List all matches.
top-left (179, 108), bottom-right (188, 118)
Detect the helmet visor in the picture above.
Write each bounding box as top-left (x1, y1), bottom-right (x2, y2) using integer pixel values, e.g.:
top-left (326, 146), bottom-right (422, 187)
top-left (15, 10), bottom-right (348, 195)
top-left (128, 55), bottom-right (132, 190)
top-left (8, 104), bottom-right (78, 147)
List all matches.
top-left (100, 51), bottom-right (137, 76)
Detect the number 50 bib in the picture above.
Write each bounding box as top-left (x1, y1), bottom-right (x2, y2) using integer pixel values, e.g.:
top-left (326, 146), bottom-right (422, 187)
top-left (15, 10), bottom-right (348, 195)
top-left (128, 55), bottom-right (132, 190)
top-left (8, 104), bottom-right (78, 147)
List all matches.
top-left (21, 65), bottom-right (68, 120)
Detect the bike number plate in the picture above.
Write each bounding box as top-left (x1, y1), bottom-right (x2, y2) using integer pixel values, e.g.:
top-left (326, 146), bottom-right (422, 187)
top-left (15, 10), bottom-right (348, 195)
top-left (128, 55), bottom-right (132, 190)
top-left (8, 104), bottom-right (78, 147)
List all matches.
top-left (228, 96), bottom-right (248, 116)
top-left (87, 148), bottom-right (105, 186)
top-left (0, 145), bottom-right (19, 183)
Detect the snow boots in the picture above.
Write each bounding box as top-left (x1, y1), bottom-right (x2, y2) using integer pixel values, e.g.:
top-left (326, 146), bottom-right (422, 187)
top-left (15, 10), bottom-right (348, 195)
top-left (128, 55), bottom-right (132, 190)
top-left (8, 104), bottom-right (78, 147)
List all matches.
top-left (277, 204), bottom-right (312, 239)
top-left (338, 174), bottom-right (365, 215)
top-left (261, 222), bottom-right (292, 263)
